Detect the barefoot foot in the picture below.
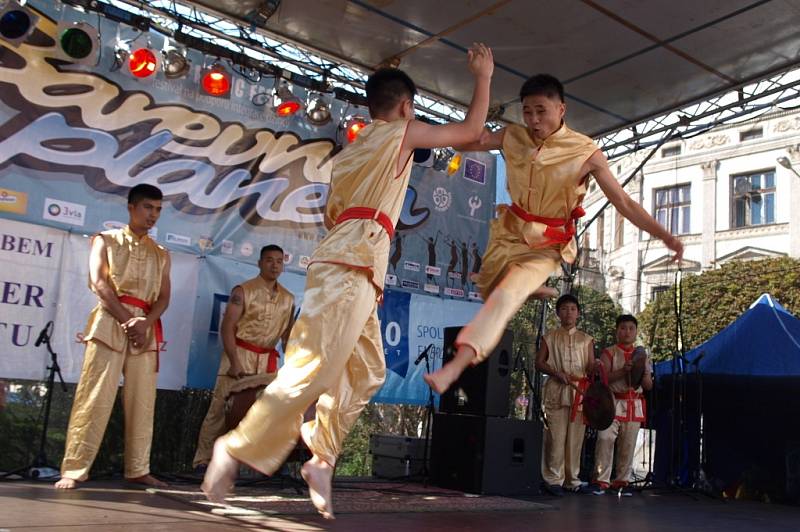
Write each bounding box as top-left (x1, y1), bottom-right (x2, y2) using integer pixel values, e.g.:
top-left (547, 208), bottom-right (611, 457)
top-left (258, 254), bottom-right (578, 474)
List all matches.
top-left (423, 366), bottom-right (461, 394)
top-left (201, 438), bottom-right (239, 504)
top-left (301, 455), bottom-right (334, 520)
top-left (126, 474), bottom-right (168, 488)
top-left (54, 477), bottom-right (79, 489)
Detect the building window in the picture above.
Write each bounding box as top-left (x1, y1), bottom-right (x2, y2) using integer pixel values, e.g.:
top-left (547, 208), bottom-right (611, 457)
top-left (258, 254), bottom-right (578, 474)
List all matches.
top-left (614, 209), bottom-right (624, 249)
top-left (651, 285), bottom-right (670, 300)
top-left (662, 145), bottom-right (681, 158)
top-left (739, 127), bottom-right (763, 142)
top-left (732, 170), bottom-right (775, 227)
top-left (654, 184), bottom-right (691, 235)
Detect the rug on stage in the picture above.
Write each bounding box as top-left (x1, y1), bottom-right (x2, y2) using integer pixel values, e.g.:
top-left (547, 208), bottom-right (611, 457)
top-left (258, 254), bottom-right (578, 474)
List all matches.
top-left (155, 480), bottom-right (553, 516)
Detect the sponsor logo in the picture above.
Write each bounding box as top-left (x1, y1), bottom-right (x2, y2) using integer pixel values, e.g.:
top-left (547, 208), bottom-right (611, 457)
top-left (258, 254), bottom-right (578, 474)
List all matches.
top-left (385, 274), bottom-right (398, 286)
top-left (0, 188), bottom-right (28, 214)
top-left (448, 271), bottom-right (462, 280)
top-left (42, 197), bottom-right (85, 226)
top-left (403, 260), bottom-right (420, 272)
top-left (240, 242), bottom-right (254, 257)
top-left (432, 186), bottom-right (452, 212)
top-left (468, 195), bottom-right (482, 217)
top-left (198, 235), bottom-right (213, 251)
top-left (468, 291), bottom-right (483, 301)
top-left (401, 279), bottom-right (420, 290)
top-left (444, 287), bottom-right (465, 298)
top-left (283, 252), bottom-right (293, 264)
top-left (221, 240), bottom-right (234, 255)
top-left (166, 232), bottom-right (191, 246)
top-left (462, 157), bottom-right (486, 185)
top-left (425, 265), bottom-right (441, 276)
top-left (424, 283), bottom-right (440, 295)
top-left (298, 255), bottom-right (310, 269)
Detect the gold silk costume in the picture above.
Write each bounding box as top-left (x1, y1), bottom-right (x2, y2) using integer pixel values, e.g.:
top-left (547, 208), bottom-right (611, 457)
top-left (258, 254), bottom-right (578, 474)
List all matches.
top-left (594, 344), bottom-right (652, 488)
top-left (224, 119), bottom-right (413, 472)
top-left (541, 327), bottom-right (594, 489)
top-left (458, 123), bottom-right (599, 361)
top-left (192, 277), bottom-right (295, 467)
top-left (61, 226), bottom-right (168, 481)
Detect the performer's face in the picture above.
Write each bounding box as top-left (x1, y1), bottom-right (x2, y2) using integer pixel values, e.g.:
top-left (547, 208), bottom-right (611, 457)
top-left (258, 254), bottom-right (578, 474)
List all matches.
top-left (616, 321), bottom-right (638, 345)
top-left (127, 198), bottom-right (162, 232)
top-left (258, 250), bottom-right (285, 281)
top-left (556, 302), bottom-right (579, 327)
top-left (521, 94), bottom-right (565, 141)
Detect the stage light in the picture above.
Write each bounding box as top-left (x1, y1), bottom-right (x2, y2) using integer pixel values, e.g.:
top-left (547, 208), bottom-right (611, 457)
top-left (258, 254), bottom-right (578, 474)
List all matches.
top-left (273, 83), bottom-right (303, 117)
top-left (305, 93), bottom-right (331, 126)
top-left (162, 47), bottom-right (190, 79)
top-left (447, 152), bottom-right (462, 176)
top-left (0, 1), bottom-right (38, 47)
top-left (201, 62), bottom-right (231, 97)
top-left (340, 114), bottom-right (369, 144)
top-left (432, 148), bottom-right (455, 172)
top-left (128, 47), bottom-right (158, 78)
top-left (57, 21), bottom-right (99, 65)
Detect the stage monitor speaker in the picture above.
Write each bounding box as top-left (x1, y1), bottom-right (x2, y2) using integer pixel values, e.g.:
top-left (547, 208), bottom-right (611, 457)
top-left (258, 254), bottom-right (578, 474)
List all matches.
top-left (431, 413), bottom-right (542, 495)
top-left (439, 327), bottom-right (512, 417)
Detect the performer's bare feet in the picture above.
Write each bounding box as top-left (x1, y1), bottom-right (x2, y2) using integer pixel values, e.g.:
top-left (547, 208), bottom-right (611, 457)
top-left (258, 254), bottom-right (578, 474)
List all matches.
top-left (301, 455), bottom-right (335, 520)
top-left (424, 345), bottom-right (475, 394)
top-left (54, 477), bottom-right (79, 489)
top-left (201, 438), bottom-right (239, 504)
top-left (126, 474), bottom-right (168, 488)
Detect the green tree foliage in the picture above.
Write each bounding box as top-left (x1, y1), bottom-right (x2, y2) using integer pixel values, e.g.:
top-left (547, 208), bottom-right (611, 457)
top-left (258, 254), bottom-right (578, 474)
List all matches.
top-left (637, 257), bottom-right (800, 361)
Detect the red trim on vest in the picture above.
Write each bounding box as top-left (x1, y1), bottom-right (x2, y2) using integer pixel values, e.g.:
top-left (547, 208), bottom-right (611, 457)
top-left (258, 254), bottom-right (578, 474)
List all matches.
top-left (235, 337), bottom-right (280, 373)
top-left (118, 294), bottom-right (163, 372)
top-left (335, 207), bottom-right (395, 240)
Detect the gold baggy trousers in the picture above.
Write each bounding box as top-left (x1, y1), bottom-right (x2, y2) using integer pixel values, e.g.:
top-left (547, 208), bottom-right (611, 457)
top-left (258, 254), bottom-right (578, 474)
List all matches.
top-left (61, 339), bottom-right (157, 481)
top-left (223, 262), bottom-right (385, 472)
top-left (541, 405), bottom-right (586, 488)
top-left (594, 418), bottom-right (641, 487)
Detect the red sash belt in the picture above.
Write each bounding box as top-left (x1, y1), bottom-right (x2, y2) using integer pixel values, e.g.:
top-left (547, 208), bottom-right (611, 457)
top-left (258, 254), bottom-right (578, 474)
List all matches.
top-left (509, 203), bottom-right (585, 245)
top-left (570, 376), bottom-right (591, 423)
top-left (614, 389), bottom-right (646, 423)
top-left (118, 294), bottom-right (163, 372)
top-left (235, 337), bottom-right (280, 373)
top-left (335, 207), bottom-right (395, 240)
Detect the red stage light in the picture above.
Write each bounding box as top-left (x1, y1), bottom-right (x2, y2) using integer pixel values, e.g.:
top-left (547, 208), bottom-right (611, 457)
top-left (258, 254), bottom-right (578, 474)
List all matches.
top-left (128, 48), bottom-right (157, 78)
top-left (276, 100), bottom-right (301, 117)
top-left (201, 63), bottom-right (230, 96)
top-left (343, 116), bottom-right (368, 143)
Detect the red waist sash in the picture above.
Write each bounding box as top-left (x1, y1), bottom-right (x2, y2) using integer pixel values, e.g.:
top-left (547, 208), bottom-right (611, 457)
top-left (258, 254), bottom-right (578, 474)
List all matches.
top-left (509, 203), bottom-right (586, 245)
top-left (335, 207), bottom-right (395, 240)
top-left (235, 337), bottom-right (280, 373)
top-left (118, 294), bottom-right (163, 372)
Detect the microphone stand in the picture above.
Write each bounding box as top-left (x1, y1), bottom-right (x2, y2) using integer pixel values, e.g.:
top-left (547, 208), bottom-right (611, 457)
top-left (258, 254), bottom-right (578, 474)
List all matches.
top-left (2, 322), bottom-right (67, 480)
top-left (417, 343), bottom-right (436, 481)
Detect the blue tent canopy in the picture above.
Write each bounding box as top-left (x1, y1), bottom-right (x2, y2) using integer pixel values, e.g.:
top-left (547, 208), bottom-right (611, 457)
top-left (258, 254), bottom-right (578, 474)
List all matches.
top-left (655, 293), bottom-right (800, 377)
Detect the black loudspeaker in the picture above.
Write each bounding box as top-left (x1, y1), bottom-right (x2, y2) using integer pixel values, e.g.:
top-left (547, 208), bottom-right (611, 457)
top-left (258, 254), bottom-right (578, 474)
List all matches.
top-left (431, 413), bottom-right (542, 495)
top-left (439, 327), bottom-right (512, 417)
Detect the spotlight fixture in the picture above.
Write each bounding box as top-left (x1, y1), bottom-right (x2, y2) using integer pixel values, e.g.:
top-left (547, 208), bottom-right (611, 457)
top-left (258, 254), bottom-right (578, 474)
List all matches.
top-left (56, 21), bottom-right (99, 65)
top-left (273, 82), bottom-right (303, 117)
top-left (340, 114), bottom-right (369, 144)
top-left (305, 93), bottom-right (331, 126)
top-left (128, 46), bottom-right (158, 78)
top-left (432, 148), bottom-right (455, 172)
top-left (0, 0), bottom-right (38, 47)
top-left (446, 152), bottom-right (462, 176)
top-left (162, 47), bottom-right (190, 79)
top-left (201, 62), bottom-right (231, 97)
top-left (777, 156), bottom-right (792, 170)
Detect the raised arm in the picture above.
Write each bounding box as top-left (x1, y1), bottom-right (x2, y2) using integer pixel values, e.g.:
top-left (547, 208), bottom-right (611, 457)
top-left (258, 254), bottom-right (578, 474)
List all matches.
top-left (401, 43), bottom-right (494, 152)
top-left (454, 127), bottom-right (505, 152)
top-left (589, 150), bottom-right (683, 261)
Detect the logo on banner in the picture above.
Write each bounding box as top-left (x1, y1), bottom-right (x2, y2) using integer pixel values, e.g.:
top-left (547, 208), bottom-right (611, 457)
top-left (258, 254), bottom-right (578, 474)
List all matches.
top-left (385, 274), bottom-right (397, 286)
top-left (299, 256), bottom-right (310, 269)
top-left (166, 232), bottom-right (191, 246)
top-left (401, 279), bottom-right (420, 290)
top-left (283, 252), bottom-right (293, 265)
top-left (42, 198), bottom-right (85, 226)
top-left (198, 235), bottom-right (214, 252)
top-left (425, 265), bottom-right (441, 276)
top-left (444, 287), bottom-right (464, 298)
top-left (403, 261), bottom-right (420, 272)
top-left (424, 283), bottom-right (440, 295)
top-left (221, 240), bottom-right (234, 255)
top-left (377, 290), bottom-right (411, 378)
top-left (432, 187), bottom-right (452, 212)
top-left (240, 242), bottom-right (254, 257)
top-left (468, 291), bottom-right (483, 301)
top-left (468, 195), bottom-right (482, 217)
top-left (462, 157), bottom-right (487, 185)
top-left (0, 188), bottom-right (27, 214)
top-left (448, 271), bottom-right (462, 280)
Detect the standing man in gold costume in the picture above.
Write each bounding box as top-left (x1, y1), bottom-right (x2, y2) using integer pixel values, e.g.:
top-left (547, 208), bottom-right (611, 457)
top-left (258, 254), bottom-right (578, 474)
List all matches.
top-left (55, 184), bottom-right (170, 489)
top-left (192, 245), bottom-right (295, 471)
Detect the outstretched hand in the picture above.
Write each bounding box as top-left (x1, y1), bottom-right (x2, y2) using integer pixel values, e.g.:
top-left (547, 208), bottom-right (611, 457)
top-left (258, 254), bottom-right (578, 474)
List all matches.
top-left (666, 235), bottom-right (684, 263)
top-left (467, 42), bottom-right (494, 79)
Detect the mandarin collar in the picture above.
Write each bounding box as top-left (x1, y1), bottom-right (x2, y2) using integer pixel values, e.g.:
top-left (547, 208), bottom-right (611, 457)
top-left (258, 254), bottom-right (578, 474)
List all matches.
top-left (530, 121), bottom-right (567, 148)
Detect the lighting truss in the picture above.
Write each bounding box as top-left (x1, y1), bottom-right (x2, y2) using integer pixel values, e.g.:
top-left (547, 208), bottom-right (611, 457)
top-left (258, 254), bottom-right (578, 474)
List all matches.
top-left (59, 1), bottom-right (800, 155)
